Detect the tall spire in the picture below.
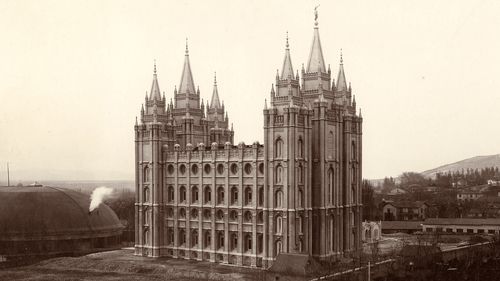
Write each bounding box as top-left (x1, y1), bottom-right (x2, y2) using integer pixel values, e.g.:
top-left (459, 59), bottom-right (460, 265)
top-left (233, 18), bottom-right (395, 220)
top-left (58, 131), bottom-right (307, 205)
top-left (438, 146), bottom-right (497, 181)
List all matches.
top-left (210, 72), bottom-right (221, 109)
top-left (280, 31), bottom-right (294, 79)
top-left (179, 38), bottom-right (196, 95)
top-left (149, 60), bottom-right (161, 100)
top-left (336, 49), bottom-right (347, 92)
top-left (306, 6), bottom-right (326, 73)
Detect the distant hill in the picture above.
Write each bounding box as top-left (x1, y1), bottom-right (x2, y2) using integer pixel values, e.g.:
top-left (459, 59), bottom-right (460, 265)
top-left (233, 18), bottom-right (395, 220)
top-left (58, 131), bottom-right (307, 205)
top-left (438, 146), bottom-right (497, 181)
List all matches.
top-left (421, 154), bottom-right (500, 179)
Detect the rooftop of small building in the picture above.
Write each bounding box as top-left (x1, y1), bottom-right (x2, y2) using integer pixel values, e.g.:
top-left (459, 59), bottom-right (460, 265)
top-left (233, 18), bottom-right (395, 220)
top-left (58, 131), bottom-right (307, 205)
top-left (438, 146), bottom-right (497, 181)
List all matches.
top-left (382, 221), bottom-right (424, 230)
top-left (423, 218), bottom-right (500, 226)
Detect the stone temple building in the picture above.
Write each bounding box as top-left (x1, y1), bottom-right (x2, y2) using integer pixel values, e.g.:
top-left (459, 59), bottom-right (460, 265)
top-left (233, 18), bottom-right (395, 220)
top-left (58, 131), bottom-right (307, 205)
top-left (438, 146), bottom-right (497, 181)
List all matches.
top-left (134, 15), bottom-right (363, 268)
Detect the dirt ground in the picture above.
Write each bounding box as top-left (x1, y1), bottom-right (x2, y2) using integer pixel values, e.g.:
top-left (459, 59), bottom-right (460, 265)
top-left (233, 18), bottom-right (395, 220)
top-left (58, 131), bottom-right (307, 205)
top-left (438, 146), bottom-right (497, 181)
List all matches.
top-left (0, 249), bottom-right (266, 281)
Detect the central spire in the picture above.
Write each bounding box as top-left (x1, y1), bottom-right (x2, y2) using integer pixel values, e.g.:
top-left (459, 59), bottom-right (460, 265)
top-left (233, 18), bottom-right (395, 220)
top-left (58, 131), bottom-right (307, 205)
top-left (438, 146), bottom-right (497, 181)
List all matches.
top-left (179, 39), bottom-right (196, 95)
top-left (306, 7), bottom-right (326, 73)
top-left (280, 32), bottom-right (294, 79)
top-left (210, 72), bottom-right (221, 109)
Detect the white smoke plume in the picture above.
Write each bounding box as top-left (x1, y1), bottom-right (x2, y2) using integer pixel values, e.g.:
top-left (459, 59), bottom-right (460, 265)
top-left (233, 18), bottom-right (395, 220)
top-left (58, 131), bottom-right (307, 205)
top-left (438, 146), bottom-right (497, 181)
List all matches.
top-left (89, 186), bottom-right (114, 212)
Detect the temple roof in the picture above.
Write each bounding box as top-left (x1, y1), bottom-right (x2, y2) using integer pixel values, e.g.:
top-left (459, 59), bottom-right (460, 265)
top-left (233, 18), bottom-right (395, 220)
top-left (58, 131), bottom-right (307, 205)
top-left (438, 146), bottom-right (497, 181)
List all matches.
top-left (336, 54), bottom-right (347, 92)
top-left (306, 26), bottom-right (326, 73)
top-left (179, 41), bottom-right (196, 95)
top-left (149, 62), bottom-right (161, 100)
top-left (280, 34), bottom-right (294, 79)
top-left (210, 73), bottom-right (221, 109)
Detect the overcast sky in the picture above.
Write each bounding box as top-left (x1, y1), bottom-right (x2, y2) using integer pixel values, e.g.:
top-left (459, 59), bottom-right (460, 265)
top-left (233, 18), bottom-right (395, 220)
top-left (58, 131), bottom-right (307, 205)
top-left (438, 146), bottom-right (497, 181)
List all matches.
top-left (1, 0), bottom-right (499, 182)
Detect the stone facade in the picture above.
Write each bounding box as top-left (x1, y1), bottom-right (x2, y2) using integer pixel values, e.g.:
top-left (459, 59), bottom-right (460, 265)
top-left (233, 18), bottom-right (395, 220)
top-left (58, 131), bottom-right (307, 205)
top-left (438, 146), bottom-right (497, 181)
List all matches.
top-left (134, 15), bottom-right (363, 268)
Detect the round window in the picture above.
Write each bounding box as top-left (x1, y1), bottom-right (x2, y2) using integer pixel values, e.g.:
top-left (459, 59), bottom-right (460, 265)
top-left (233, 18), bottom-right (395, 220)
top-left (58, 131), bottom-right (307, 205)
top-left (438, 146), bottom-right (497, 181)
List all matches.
top-left (167, 164), bottom-right (175, 174)
top-left (217, 164), bottom-right (224, 175)
top-left (230, 163), bottom-right (238, 175)
top-left (179, 164), bottom-right (186, 175)
top-left (244, 163), bottom-right (252, 175)
top-left (191, 164), bottom-right (198, 175)
top-left (204, 164), bottom-right (211, 174)
top-left (259, 163), bottom-right (264, 174)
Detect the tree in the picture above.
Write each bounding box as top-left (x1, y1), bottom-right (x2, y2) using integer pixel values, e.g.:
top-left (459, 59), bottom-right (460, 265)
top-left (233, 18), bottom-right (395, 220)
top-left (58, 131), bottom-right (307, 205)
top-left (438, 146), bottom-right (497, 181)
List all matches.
top-left (362, 180), bottom-right (377, 220)
top-left (400, 172), bottom-right (427, 188)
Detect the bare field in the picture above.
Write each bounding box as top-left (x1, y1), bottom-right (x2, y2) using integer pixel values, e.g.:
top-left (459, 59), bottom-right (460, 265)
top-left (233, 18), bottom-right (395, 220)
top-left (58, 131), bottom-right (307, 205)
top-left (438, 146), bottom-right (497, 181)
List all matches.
top-left (0, 249), bottom-right (265, 281)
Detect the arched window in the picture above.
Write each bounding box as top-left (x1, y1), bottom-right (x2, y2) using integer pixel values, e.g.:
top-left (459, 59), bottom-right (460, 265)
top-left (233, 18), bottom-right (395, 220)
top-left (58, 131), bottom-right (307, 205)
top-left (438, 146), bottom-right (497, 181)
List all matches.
top-left (179, 229), bottom-right (186, 246)
top-left (231, 186), bottom-right (238, 205)
top-left (258, 186), bottom-right (264, 206)
top-left (276, 240), bottom-right (283, 255)
top-left (217, 186), bottom-right (225, 205)
top-left (204, 186), bottom-right (211, 204)
top-left (230, 233), bottom-right (238, 251)
top-left (203, 209), bottom-right (211, 220)
top-left (166, 208), bottom-right (174, 218)
top-left (144, 188), bottom-right (150, 203)
top-left (144, 209), bottom-right (151, 226)
top-left (258, 234), bottom-right (263, 254)
top-left (144, 166), bottom-right (151, 182)
top-left (167, 186), bottom-right (174, 202)
top-left (190, 209), bottom-right (198, 219)
top-left (191, 230), bottom-right (199, 247)
top-left (352, 167), bottom-right (356, 183)
top-left (244, 186), bottom-right (252, 205)
top-left (298, 189), bottom-right (304, 208)
top-left (328, 168), bottom-right (334, 205)
top-left (351, 185), bottom-right (356, 204)
top-left (275, 137), bottom-right (283, 158)
top-left (244, 211), bottom-right (252, 223)
top-left (258, 163), bottom-right (264, 174)
top-left (216, 209), bottom-right (224, 221)
top-left (217, 231), bottom-right (225, 250)
top-left (329, 216), bottom-right (335, 252)
top-left (230, 210), bottom-right (238, 221)
top-left (276, 216), bottom-right (283, 234)
top-left (298, 216), bottom-right (303, 234)
top-left (351, 141), bottom-right (356, 160)
top-left (191, 186), bottom-right (199, 203)
top-left (167, 228), bottom-right (174, 245)
top-left (179, 208), bottom-right (186, 219)
top-left (204, 231), bottom-right (211, 248)
top-left (298, 138), bottom-right (304, 158)
top-left (144, 229), bottom-right (149, 246)
top-left (179, 186), bottom-right (187, 203)
top-left (244, 233), bottom-right (252, 252)
top-left (275, 190), bottom-right (283, 208)
top-left (276, 165), bottom-right (283, 184)
top-left (257, 211), bottom-right (264, 224)
top-left (298, 164), bottom-right (303, 184)
top-left (328, 131), bottom-right (335, 159)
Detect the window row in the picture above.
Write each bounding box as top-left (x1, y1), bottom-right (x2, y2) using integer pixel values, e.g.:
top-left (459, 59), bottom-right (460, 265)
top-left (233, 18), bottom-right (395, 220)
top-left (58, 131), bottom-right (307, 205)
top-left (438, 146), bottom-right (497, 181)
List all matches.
top-left (274, 137), bottom-right (304, 158)
top-left (165, 163), bottom-right (265, 176)
top-left (165, 229), bottom-right (264, 253)
top-left (164, 185), bottom-right (264, 206)
top-left (165, 208), bottom-right (265, 223)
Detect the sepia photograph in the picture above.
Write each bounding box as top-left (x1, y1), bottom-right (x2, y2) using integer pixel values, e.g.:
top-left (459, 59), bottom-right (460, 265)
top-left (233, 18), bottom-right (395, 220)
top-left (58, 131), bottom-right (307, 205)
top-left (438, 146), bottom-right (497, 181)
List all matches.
top-left (1, 1), bottom-right (500, 280)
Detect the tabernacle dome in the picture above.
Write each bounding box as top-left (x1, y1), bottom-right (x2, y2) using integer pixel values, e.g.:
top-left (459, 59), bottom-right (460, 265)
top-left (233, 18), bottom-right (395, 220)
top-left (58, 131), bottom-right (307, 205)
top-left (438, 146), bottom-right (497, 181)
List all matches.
top-left (0, 185), bottom-right (123, 259)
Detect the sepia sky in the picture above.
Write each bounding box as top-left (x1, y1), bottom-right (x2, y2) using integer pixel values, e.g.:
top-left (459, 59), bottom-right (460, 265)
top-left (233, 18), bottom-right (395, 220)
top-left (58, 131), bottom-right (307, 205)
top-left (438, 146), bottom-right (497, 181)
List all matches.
top-left (1, 0), bottom-right (499, 182)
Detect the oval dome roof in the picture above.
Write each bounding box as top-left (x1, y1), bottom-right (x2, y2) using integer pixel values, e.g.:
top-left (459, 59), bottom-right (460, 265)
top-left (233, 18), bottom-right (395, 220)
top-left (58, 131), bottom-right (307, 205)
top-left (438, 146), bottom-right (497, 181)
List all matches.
top-left (0, 186), bottom-right (123, 241)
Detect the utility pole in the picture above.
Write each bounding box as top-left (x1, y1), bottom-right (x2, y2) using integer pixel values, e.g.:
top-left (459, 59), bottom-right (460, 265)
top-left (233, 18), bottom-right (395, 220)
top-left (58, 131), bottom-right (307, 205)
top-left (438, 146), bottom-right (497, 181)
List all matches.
top-left (7, 162), bottom-right (10, 187)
